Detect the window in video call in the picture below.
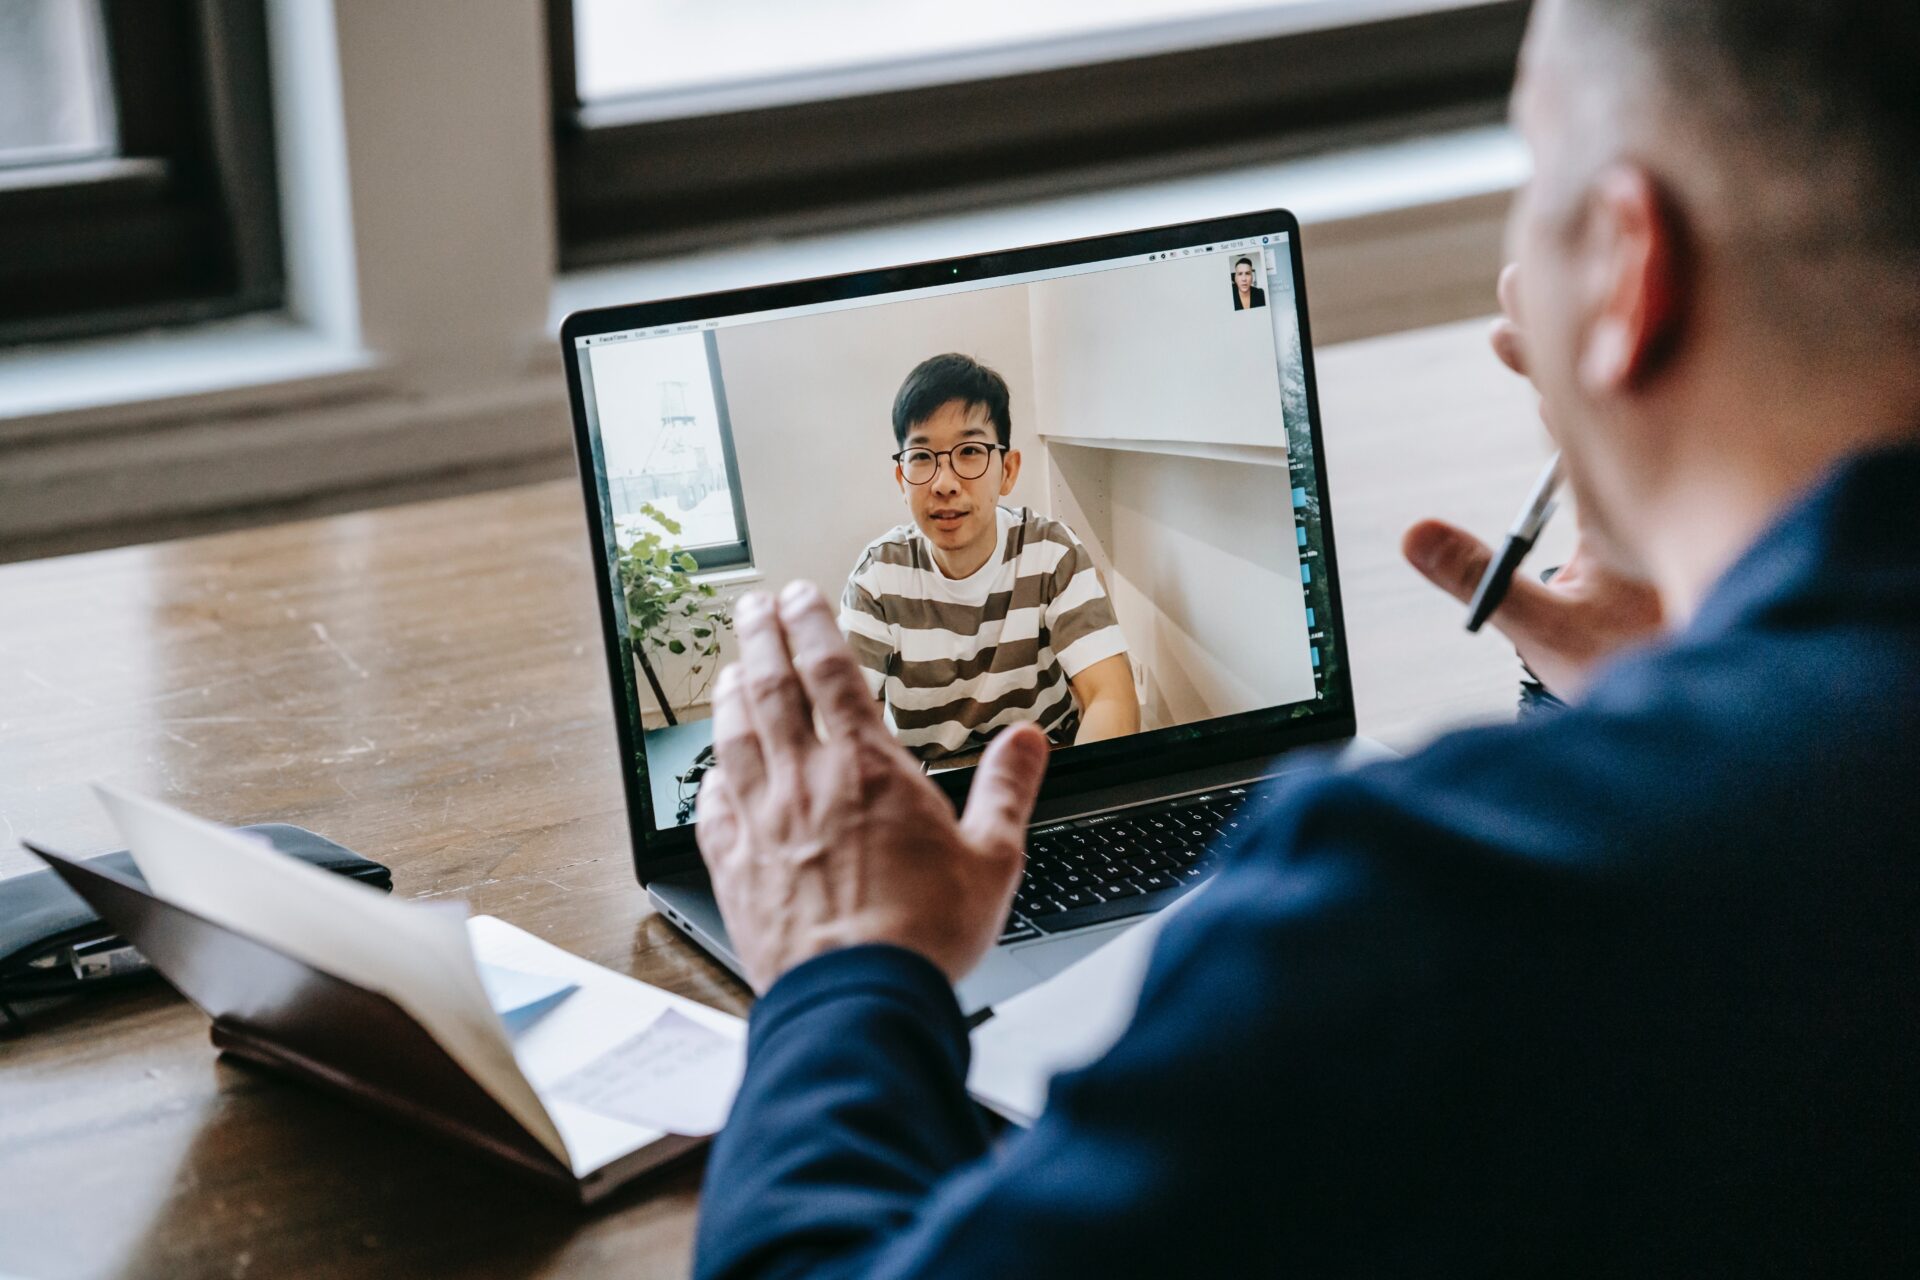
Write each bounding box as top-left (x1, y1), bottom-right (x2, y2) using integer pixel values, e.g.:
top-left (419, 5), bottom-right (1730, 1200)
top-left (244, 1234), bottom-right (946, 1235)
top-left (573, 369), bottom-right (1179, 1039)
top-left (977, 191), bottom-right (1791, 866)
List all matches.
top-left (577, 234), bottom-right (1341, 829)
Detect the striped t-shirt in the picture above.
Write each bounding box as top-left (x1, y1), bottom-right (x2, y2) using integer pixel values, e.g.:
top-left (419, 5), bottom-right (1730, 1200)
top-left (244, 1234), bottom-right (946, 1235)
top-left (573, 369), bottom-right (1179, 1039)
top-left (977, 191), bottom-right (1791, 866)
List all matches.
top-left (839, 506), bottom-right (1130, 763)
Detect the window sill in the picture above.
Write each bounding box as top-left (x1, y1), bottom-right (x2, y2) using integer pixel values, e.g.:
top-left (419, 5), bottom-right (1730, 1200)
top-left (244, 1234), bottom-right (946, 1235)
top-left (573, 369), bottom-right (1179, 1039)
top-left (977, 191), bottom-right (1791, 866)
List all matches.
top-left (0, 314), bottom-right (380, 440)
top-left (693, 567), bottom-right (763, 588)
top-left (549, 122), bottom-right (1527, 347)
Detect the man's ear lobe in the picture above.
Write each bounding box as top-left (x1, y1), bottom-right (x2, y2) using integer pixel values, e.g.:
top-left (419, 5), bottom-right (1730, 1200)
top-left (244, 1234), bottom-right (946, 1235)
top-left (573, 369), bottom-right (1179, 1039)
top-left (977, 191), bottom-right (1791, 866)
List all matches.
top-left (1579, 166), bottom-right (1687, 394)
top-left (1000, 449), bottom-right (1022, 495)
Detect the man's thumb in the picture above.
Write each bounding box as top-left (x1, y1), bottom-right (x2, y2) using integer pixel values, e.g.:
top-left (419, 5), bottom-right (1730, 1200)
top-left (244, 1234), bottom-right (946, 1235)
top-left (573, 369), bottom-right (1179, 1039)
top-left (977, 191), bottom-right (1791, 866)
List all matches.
top-left (1402, 519), bottom-right (1494, 606)
top-left (959, 722), bottom-right (1050, 854)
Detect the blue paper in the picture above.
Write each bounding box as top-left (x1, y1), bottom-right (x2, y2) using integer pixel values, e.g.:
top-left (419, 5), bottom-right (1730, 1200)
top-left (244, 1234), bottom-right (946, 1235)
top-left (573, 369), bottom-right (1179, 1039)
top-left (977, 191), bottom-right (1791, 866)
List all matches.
top-left (478, 961), bottom-right (578, 1034)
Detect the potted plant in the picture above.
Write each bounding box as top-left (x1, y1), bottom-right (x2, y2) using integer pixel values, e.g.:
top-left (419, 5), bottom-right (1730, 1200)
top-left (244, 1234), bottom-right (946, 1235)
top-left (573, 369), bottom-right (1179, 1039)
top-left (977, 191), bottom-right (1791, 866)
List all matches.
top-left (615, 503), bottom-right (734, 726)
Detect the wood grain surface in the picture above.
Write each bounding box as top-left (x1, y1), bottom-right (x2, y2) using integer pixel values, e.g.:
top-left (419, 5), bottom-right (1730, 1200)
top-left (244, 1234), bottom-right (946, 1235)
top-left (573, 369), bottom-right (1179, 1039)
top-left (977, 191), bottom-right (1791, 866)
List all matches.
top-left (0, 317), bottom-right (1568, 1279)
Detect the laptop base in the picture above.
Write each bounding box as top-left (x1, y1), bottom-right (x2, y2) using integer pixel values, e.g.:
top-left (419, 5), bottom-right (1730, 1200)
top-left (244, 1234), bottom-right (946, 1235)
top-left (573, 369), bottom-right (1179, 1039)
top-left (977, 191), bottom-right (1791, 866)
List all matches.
top-left (649, 873), bottom-right (1140, 1016)
top-left (647, 737), bottom-right (1394, 1016)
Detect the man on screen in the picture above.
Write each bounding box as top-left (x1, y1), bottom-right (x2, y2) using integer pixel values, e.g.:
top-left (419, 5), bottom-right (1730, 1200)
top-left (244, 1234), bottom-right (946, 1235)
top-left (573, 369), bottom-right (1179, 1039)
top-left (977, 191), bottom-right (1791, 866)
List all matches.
top-left (840, 353), bottom-right (1140, 765)
top-left (1231, 256), bottom-right (1266, 311)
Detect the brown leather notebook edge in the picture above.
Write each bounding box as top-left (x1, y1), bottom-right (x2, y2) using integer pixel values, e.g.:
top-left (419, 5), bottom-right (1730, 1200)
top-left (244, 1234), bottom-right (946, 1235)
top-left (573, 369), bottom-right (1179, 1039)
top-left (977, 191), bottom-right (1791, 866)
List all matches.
top-left (208, 1020), bottom-right (585, 1196)
top-left (22, 840), bottom-right (617, 1202)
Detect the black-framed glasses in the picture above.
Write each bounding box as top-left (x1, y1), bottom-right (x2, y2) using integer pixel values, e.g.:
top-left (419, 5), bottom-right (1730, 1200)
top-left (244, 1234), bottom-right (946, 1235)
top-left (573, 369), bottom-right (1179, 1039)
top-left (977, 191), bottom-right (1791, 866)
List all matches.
top-left (892, 443), bottom-right (1005, 485)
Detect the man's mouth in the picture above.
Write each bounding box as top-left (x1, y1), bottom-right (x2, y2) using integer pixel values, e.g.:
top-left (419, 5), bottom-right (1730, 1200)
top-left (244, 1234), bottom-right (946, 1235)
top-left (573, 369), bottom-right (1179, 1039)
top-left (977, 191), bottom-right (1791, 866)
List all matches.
top-left (929, 509), bottom-right (969, 525)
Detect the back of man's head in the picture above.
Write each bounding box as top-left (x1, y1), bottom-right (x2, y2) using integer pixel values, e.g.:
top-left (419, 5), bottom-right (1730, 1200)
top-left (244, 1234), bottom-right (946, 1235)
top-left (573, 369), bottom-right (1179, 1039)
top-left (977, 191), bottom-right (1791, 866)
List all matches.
top-left (892, 354), bottom-right (1013, 449)
top-left (1552, 0), bottom-right (1920, 341)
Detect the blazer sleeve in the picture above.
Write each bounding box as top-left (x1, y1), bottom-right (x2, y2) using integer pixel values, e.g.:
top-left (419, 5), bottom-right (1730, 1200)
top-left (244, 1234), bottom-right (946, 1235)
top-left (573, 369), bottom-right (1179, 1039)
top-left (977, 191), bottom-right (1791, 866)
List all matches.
top-left (691, 740), bottom-right (1587, 1279)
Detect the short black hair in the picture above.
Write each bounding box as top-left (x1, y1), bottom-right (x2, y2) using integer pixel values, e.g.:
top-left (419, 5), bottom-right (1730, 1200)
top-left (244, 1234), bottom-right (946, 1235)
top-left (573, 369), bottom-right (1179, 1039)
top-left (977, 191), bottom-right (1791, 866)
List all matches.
top-left (1234, 256), bottom-right (1255, 270)
top-left (891, 353), bottom-right (1012, 449)
top-left (1575, 0), bottom-right (1920, 266)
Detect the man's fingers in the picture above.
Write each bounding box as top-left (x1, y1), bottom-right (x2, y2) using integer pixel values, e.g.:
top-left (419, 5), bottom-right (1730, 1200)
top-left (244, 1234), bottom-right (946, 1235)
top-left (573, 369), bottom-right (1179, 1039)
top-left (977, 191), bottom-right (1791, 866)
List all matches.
top-left (732, 591), bottom-right (816, 757)
top-left (1402, 519), bottom-right (1494, 605)
top-left (776, 580), bottom-right (887, 742)
top-left (1402, 518), bottom-right (1567, 647)
top-left (693, 773), bottom-right (740, 871)
top-left (958, 722), bottom-right (1050, 859)
top-left (709, 664), bottom-right (768, 798)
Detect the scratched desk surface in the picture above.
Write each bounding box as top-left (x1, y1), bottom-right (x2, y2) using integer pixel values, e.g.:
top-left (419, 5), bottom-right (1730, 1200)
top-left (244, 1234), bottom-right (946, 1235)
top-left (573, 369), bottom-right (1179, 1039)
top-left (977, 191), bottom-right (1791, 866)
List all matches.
top-left (0, 317), bottom-right (1566, 1279)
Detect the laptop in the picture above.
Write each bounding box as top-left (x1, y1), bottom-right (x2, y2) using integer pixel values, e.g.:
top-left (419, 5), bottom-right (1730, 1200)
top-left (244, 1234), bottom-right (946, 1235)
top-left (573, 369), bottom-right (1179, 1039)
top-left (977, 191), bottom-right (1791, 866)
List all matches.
top-left (560, 209), bottom-right (1358, 1013)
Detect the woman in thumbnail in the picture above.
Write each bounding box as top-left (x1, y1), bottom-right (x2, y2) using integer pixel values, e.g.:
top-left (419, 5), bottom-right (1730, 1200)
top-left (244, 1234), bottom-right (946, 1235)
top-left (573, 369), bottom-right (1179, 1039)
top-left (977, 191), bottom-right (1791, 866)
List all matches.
top-left (1232, 256), bottom-right (1267, 311)
top-left (839, 354), bottom-right (1140, 766)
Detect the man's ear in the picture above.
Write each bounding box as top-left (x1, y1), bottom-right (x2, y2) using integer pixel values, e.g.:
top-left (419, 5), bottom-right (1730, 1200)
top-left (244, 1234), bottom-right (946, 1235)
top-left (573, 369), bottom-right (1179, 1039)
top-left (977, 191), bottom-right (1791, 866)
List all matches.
top-left (1578, 165), bottom-right (1687, 395)
top-left (895, 464), bottom-right (907, 497)
top-left (1000, 448), bottom-right (1022, 495)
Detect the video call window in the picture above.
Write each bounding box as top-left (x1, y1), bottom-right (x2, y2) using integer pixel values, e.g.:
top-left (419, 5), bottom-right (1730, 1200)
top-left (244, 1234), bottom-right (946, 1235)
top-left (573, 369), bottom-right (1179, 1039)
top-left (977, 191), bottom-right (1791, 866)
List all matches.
top-left (580, 235), bottom-right (1336, 829)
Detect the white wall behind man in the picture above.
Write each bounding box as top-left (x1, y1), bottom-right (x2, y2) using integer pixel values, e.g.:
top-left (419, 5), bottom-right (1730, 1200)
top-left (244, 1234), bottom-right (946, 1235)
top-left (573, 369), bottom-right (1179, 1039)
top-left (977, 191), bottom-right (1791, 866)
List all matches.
top-left (1028, 252), bottom-right (1289, 449)
top-left (1047, 444), bottom-right (1313, 732)
top-left (1101, 451), bottom-right (1315, 729)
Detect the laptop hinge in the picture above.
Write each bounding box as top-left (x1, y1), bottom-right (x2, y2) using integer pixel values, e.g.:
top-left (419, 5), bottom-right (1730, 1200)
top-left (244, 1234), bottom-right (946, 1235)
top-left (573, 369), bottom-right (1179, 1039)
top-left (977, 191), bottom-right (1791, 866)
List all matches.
top-left (1026, 741), bottom-right (1344, 827)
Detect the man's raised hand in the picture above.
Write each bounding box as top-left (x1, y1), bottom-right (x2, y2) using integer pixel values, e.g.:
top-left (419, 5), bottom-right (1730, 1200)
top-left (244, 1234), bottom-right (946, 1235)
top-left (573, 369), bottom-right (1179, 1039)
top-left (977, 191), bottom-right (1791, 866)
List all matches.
top-left (695, 581), bottom-right (1051, 992)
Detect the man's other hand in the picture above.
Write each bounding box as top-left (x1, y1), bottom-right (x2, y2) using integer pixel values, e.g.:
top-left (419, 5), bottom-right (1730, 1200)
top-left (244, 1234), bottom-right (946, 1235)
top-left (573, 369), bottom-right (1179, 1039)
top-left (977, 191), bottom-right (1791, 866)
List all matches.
top-left (1403, 520), bottom-right (1664, 698)
top-left (695, 581), bottom-right (1051, 992)
top-left (1403, 264), bottom-right (1664, 698)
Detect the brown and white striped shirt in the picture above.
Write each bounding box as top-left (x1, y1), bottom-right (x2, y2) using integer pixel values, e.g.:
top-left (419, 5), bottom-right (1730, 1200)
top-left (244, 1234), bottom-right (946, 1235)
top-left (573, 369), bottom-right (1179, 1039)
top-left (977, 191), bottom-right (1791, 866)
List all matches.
top-left (839, 506), bottom-right (1130, 763)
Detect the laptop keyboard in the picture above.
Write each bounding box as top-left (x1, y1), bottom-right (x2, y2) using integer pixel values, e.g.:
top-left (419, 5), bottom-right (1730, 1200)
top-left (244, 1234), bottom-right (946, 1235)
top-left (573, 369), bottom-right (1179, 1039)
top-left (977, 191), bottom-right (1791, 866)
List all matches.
top-left (998, 787), bottom-right (1268, 943)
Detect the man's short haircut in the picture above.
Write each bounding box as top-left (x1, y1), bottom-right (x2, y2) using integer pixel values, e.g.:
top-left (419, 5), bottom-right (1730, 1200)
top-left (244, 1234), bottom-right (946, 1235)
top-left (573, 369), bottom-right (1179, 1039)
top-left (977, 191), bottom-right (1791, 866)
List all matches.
top-left (1572, 0), bottom-right (1920, 281)
top-left (1234, 256), bottom-right (1254, 270)
top-left (892, 354), bottom-right (1012, 450)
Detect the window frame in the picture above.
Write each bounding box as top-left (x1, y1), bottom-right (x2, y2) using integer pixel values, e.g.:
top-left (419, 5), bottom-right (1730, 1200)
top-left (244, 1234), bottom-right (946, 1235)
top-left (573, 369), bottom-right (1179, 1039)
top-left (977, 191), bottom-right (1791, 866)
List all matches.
top-left (599, 327), bottom-right (756, 574)
top-left (0, 0), bottom-right (283, 347)
top-left (686, 329), bottom-right (754, 573)
top-left (548, 0), bottom-right (1530, 268)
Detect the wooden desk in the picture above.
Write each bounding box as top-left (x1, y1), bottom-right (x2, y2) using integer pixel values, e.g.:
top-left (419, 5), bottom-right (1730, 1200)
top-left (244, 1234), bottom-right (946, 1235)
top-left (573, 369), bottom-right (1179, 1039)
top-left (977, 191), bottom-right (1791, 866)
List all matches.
top-left (0, 317), bottom-right (1566, 1279)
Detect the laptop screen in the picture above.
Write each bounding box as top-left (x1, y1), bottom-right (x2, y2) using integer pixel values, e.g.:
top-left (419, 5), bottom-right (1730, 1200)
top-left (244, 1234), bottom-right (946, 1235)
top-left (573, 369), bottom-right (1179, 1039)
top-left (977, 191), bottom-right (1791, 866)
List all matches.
top-left (565, 212), bottom-right (1352, 842)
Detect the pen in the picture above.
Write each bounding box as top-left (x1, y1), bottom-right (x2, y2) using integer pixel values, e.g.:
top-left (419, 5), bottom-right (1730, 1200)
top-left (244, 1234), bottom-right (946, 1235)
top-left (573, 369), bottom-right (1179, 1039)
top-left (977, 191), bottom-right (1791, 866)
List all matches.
top-left (1465, 452), bottom-right (1563, 633)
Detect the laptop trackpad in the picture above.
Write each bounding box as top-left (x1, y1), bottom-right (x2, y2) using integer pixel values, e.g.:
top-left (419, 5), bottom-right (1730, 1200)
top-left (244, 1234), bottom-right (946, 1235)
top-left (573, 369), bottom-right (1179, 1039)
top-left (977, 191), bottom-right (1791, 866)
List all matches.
top-left (957, 920), bottom-right (1143, 1016)
top-left (955, 947), bottom-right (1045, 1016)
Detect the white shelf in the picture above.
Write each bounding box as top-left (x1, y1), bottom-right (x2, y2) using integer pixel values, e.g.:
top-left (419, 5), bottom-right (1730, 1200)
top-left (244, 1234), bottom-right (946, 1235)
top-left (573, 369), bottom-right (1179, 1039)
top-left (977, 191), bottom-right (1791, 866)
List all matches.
top-left (1039, 435), bottom-right (1291, 467)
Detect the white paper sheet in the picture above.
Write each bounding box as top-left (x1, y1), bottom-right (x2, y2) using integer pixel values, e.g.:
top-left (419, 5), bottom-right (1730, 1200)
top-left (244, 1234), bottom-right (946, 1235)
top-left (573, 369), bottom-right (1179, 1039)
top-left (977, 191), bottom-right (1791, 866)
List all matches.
top-left (465, 915), bottom-right (746, 1175)
top-left (968, 888), bottom-right (1203, 1126)
top-left (549, 1009), bottom-right (739, 1137)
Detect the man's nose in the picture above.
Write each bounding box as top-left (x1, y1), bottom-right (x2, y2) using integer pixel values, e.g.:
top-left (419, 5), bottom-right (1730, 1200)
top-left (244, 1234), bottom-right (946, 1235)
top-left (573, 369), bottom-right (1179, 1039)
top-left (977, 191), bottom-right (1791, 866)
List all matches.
top-left (931, 459), bottom-right (963, 493)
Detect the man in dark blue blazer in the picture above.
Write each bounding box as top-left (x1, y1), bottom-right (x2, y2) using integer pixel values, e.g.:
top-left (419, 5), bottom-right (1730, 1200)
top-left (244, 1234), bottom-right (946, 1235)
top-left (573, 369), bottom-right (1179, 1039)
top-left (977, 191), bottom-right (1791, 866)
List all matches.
top-left (689, 0), bottom-right (1920, 1273)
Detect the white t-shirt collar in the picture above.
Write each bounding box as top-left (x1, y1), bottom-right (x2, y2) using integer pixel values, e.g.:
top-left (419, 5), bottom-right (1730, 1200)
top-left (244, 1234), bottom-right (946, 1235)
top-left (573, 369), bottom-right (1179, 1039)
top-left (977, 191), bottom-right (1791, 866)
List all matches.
top-left (922, 506), bottom-right (1014, 605)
